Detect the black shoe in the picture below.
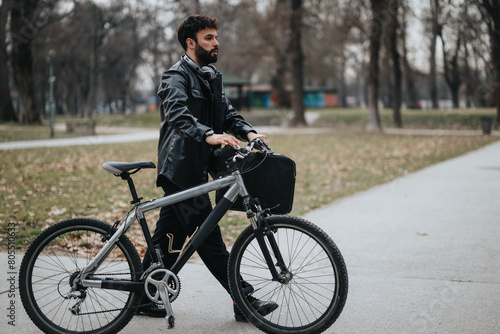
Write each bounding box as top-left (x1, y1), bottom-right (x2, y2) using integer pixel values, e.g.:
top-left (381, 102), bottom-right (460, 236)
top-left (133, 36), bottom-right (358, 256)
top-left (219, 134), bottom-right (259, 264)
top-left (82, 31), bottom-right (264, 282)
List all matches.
top-left (248, 296), bottom-right (279, 317)
top-left (234, 296), bottom-right (279, 322)
top-left (136, 303), bottom-right (166, 318)
top-left (241, 281), bottom-right (254, 296)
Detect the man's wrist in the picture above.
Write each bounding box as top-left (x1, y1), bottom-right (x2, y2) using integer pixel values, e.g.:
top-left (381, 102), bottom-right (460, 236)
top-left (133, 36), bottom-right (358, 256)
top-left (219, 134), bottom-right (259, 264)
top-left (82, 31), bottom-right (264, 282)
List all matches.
top-left (204, 129), bottom-right (215, 140)
top-left (247, 130), bottom-right (257, 141)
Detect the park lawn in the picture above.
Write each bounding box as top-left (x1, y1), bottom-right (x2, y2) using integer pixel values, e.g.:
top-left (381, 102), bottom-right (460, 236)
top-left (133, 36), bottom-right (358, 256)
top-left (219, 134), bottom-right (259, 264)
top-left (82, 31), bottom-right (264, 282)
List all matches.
top-left (313, 108), bottom-right (498, 130)
top-left (1, 107), bottom-right (497, 142)
top-left (0, 132), bottom-right (497, 254)
top-left (0, 113), bottom-right (159, 142)
top-left (0, 122), bottom-right (84, 142)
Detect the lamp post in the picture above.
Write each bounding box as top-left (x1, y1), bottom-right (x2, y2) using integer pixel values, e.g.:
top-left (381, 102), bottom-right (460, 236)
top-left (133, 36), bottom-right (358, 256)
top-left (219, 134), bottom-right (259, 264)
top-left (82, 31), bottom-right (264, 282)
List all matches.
top-left (47, 50), bottom-right (56, 138)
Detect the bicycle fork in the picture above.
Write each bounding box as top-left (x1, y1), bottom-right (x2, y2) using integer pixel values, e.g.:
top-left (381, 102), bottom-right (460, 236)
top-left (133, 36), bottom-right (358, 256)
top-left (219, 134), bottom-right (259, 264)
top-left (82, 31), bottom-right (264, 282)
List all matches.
top-left (249, 212), bottom-right (290, 284)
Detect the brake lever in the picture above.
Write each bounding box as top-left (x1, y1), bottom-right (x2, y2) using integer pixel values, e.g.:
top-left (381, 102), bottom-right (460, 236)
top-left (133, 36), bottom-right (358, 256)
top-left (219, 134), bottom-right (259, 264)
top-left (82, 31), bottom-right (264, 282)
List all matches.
top-left (232, 151), bottom-right (247, 163)
top-left (252, 138), bottom-right (272, 153)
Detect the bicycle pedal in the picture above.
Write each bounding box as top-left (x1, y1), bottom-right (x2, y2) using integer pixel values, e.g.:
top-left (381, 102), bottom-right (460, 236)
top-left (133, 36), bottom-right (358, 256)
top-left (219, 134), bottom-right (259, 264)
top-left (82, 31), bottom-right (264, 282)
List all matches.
top-left (158, 283), bottom-right (175, 329)
top-left (166, 315), bottom-right (175, 329)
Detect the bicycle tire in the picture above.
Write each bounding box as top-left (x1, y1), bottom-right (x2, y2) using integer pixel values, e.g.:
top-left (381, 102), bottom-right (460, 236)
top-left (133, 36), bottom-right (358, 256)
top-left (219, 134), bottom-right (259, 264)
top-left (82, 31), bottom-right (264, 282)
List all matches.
top-left (228, 215), bottom-right (348, 334)
top-left (19, 218), bottom-right (142, 334)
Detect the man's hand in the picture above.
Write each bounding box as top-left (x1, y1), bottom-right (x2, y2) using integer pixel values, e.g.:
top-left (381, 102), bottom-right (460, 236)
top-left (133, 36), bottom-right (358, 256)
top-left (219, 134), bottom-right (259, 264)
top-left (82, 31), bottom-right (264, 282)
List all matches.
top-left (247, 132), bottom-right (268, 144)
top-left (205, 133), bottom-right (240, 147)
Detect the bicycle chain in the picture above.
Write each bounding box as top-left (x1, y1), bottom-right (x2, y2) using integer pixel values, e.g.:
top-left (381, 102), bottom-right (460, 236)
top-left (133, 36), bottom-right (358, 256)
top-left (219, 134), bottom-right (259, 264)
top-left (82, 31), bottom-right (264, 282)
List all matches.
top-left (74, 302), bottom-right (154, 316)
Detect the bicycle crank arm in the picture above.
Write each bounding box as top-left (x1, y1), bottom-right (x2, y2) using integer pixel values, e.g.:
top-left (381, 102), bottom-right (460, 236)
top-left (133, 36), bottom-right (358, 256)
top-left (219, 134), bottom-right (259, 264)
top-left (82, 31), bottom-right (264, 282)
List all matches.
top-left (158, 284), bottom-right (175, 329)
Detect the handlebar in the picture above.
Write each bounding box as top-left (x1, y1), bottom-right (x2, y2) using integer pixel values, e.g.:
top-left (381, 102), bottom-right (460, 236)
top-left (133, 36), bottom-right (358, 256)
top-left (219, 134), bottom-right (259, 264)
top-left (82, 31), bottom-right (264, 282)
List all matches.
top-left (214, 138), bottom-right (272, 162)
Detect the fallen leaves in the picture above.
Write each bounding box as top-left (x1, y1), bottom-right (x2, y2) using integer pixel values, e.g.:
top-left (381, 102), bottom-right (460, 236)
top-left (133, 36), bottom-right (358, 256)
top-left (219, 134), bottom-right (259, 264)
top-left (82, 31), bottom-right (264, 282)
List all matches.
top-left (49, 207), bottom-right (67, 216)
top-left (1, 133), bottom-right (498, 250)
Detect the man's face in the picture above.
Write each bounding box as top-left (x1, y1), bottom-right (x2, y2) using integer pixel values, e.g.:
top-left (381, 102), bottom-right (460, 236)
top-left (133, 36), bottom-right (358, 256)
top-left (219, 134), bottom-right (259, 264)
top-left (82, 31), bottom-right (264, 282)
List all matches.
top-left (193, 28), bottom-right (219, 66)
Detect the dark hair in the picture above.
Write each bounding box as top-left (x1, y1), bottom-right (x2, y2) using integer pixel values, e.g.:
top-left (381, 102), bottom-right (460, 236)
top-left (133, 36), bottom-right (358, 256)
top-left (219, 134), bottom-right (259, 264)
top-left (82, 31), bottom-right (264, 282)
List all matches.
top-left (176, 15), bottom-right (220, 51)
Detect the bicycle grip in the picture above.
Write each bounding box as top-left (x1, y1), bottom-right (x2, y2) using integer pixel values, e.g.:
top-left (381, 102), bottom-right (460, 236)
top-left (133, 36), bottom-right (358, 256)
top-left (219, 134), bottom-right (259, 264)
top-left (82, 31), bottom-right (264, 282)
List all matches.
top-left (214, 145), bottom-right (236, 158)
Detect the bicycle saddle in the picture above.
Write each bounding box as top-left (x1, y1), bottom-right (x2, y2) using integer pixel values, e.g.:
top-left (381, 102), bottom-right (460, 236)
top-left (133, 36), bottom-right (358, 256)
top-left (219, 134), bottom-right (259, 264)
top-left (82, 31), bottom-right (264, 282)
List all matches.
top-left (102, 161), bottom-right (156, 175)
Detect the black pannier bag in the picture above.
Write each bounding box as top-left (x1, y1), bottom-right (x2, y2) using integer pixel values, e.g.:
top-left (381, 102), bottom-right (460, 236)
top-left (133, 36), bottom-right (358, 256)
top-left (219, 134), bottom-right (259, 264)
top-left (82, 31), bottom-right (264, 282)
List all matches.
top-left (216, 152), bottom-right (296, 214)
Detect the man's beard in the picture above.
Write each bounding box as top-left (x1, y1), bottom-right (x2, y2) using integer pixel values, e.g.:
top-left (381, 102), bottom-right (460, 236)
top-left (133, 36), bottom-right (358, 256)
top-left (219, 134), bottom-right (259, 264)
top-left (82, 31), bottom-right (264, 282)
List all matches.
top-left (195, 42), bottom-right (218, 66)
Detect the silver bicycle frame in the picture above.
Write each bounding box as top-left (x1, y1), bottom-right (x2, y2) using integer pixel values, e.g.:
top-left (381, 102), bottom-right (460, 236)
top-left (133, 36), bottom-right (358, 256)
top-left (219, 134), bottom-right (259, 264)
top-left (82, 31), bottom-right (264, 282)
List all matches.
top-left (80, 171), bottom-right (250, 286)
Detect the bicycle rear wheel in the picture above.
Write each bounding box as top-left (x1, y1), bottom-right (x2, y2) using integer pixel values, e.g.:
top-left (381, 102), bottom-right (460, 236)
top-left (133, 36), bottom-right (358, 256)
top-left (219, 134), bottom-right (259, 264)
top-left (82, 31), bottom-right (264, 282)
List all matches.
top-left (19, 218), bottom-right (142, 334)
top-left (228, 215), bottom-right (348, 334)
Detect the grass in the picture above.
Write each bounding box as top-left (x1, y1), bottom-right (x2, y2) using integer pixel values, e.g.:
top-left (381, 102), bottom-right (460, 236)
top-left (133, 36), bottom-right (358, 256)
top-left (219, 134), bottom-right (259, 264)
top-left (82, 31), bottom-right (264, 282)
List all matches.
top-left (0, 113), bottom-right (159, 142)
top-left (0, 122), bottom-right (83, 142)
top-left (93, 112), bottom-right (160, 129)
top-left (312, 108), bottom-right (498, 130)
top-left (0, 127), bottom-right (497, 251)
top-left (1, 107), bottom-right (497, 142)
top-left (1, 108), bottom-right (498, 251)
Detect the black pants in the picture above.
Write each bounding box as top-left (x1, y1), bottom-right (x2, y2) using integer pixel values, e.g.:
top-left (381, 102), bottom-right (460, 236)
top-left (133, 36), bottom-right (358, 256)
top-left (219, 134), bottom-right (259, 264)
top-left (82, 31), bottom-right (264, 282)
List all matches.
top-left (142, 179), bottom-right (231, 293)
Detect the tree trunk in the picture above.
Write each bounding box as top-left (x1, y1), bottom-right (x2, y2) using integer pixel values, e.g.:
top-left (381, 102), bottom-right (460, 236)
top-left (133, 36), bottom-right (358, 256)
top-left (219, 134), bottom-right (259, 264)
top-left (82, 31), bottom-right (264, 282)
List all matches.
top-left (367, 0), bottom-right (385, 132)
top-left (462, 44), bottom-right (478, 108)
top-left (12, 46), bottom-right (40, 124)
top-left (429, 0), bottom-right (440, 109)
top-left (401, 0), bottom-right (418, 108)
top-left (388, 0), bottom-right (402, 128)
top-left (493, 40), bottom-right (500, 129)
top-left (10, 0), bottom-right (41, 124)
top-left (440, 34), bottom-right (462, 108)
top-left (190, 0), bottom-right (200, 14)
top-left (0, 56), bottom-right (16, 122)
top-left (289, 0), bottom-right (307, 126)
top-left (0, 0), bottom-right (16, 122)
top-left (338, 54), bottom-right (348, 108)
top-left (83, 4), bottom-right (98, 119)
top-left (494, 45), bottom-right (500, 128)
top-left (270, 52), bottom-right (290, 109)
top-left (477, 0), bottom-right (500, 127)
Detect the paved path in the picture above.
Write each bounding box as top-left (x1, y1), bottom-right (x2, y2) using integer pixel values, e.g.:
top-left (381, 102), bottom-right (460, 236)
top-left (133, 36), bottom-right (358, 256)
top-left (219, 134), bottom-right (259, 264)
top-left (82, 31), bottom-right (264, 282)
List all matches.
top-left (306, 139), bottom-right (500, 333)
top-left (1, 124), bottom-right (499, 150)
top-left (0, 128), bottom-right (159, 150)
top-left (1, 134), bottom-right (499, 333)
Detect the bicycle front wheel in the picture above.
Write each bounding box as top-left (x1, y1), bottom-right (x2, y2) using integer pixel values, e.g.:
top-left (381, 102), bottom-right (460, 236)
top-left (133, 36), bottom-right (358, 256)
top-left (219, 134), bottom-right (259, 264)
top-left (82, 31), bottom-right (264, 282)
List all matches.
top-left (19, 218), bottom-right (142, 334)
top-left (228, 215), bottom-right (348, 334)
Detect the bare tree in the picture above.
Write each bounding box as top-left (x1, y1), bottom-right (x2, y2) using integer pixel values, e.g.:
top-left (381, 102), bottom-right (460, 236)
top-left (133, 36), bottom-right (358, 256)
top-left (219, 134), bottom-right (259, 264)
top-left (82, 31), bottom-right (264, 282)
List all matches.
top-left (225, 0), bottom-right (294, 111)
top-left (401, 0), bottom-right (418, 108)
top-left (36, 2), bottom-right (102, 117)
top-left (38, 2), bottom-right (147, 117)
top-left (0, 0), bottom-right (16, 122)
top-left (436, 2), bottom-right (488, 109)
top-left (100, 7), bottom-right (144, 113)
top-left (303, 0), bottom-right (364, 107)
top-left (428, 0), bottom-right (441, 109)
top-left (5, 0), bottom-right (496, 132)
top-left (268, 0), bottom-right (291, 109)
top-left (212, 0), bottom-right (269, 81)
top-left (289, 0), bottom-right (306, 126)
top-left (140, 1), bottom-right (178, 108)
top-left (10, 0), bottom-right (42, 124)
top-left (387, 0), bottom-right (402, 127)
top-left (366, 0), bottom-right (385, 132)
top-left (439, 29), bottom-right (462, 108)
top-left (475, 0), bottom-right (500, 127)
top-left (83, 3), bottom-right (99, 119)
top-left (190, 0), bottom-right (200, 14)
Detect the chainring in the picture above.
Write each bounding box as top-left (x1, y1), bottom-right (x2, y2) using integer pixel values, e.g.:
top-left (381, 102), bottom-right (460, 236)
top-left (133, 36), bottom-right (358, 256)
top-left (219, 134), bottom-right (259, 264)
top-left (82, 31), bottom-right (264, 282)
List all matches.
top-left (144, 268), bottom-right (181, 304)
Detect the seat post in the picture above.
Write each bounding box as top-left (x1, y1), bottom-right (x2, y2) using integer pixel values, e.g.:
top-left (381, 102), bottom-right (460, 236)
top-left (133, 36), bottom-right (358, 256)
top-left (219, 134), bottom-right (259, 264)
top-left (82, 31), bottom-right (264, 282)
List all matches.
top-left (121, 172), bottom-right (142, 204)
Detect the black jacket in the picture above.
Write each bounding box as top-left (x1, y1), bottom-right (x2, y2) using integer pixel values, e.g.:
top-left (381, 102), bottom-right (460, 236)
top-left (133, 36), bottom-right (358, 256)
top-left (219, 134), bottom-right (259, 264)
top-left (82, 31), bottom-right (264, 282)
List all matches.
top-left (156, 58), bottom-right (254, 188)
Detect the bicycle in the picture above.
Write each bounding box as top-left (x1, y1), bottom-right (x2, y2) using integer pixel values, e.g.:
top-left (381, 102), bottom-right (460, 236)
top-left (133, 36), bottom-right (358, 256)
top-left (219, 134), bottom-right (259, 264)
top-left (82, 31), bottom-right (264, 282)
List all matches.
top-left (19, 139), bottom-right (348, 334)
